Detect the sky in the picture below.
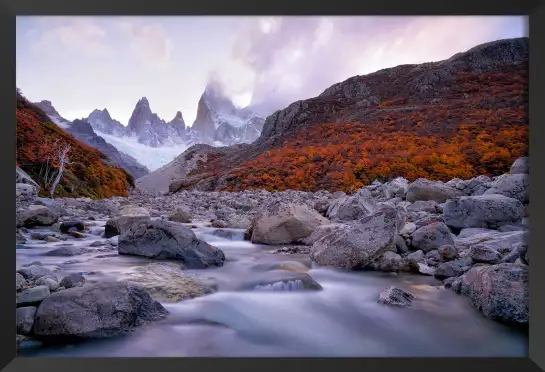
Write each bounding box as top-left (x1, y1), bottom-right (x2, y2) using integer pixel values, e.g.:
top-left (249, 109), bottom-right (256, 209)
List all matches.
top-left (16, 16), bottom-right (528, 126)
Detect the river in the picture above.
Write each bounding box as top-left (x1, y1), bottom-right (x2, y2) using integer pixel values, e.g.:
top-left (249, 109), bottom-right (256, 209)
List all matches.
top-left (16, 221), bottom-right (528, 357)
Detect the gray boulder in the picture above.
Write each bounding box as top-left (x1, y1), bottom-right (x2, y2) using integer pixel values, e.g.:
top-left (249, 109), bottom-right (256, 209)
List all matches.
top-left (17, 205), bottom-right (59, 228)
top-left (406, 178), bottom-right (465, 203)
top-left (470, 244), bottom-right (502, 264)
top-left (411, 222), bottom-right (454, 253)
top-left (483, 174), bottom-right (529, 204)
top-left (311, 209), bottom-right (397, 269)
top-left (16, 166), bottom-right (40, 189)
top-left (59, 274), bottom-right (86, 289)
top-left (438, 245), bottom-right (458, 261)
top-left (378, 286), bottom-right (414, 307)
top-left (118, 220), bottom-right (225, 269)
top-left (460, 263), bottom-right (528, 325)
top-left (17, 265), bottom-right (57, 281)
top-left (33, 282), bottom-right (168, 341)
top-left (17, 286), bottom-right (50, 307)
top-left (251, 202), bottom-right (329, 245)
top-left (443, 195), bottom-right (524, 229)
top-left (370, 251), bottom-right (404, 272)
top-left (326, 195), bottom-right (377, 222)
top-left (434, 262), bottom-right (465, 280)
top-left (16, 306), bottom-right (37, 335)
top-left (35, 276), bottom-right (60, 292)
top-left (510, 157), bottom-right (529, 174)
top-left (16, 183), bottom-right (37, 198)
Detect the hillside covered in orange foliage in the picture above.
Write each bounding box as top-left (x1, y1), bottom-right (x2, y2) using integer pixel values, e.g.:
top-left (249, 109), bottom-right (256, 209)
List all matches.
top-left (158, 38), bottom-right (528, 194)
top-left (16, 93), bottom-right (134, 198)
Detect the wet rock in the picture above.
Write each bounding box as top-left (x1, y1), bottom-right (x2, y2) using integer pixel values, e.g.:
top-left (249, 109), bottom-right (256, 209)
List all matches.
top-left (510, 157), bottom-right (529, 175)
top-left (59, 274), bottom-right (86, 289)
top-left (311, 209), bottom-right (397, 269)
top-left (17, 286), bottom-right (50, 307)
top-left (251, 261), bottom-right (309, 273)
top-left (17, 265), bottom-right (57, 281)
top-left (46, 236), bottom-right (61, 243)
top-left (470, 244), bottom-right (502, 264)
top-left (483, 174), bottom-right (529, 203)
top-left (460, 263), bottom-right (528, 325)
top-left (411, 222), bottom-right (454, 253)
top-left (89, 240), bottom-right (105, 247)
top-left (35, 276), bottom-right (60, 292)
top-left (251, 202), bottom-right (329, 245)
top-left (168, 207), bottom-right (192, 223)
top-left (33, 282), bottom-right (168, 341)
top-left (443, 195), bottom-right (524, 229)
top-left (241, 270), bottom-right (322, 291)
top-left (60, 221), bottom-right (85, 233)
top-left (406, 178), bottom-right (465, 203)
top-left (378, 286), bottom-right (414, 307)
top-left (69, 231), bottom-right (87, 239)
top-left (119, 263), bottom-right (216, 302)
top-left (434, 262), bottom-right (464, 280)
top-left (118, 220), bottom-right (225, 269)
top-left (211, 220), bottom-right (228, 228)
top-left (17, 205), bottom-right (59, 228)
top-left (417, 263), bottom-right (436, 276)
top-left (44, 246), bottom-right (83, 257)
top-left (16, 306), bottom-right (37, 335)
top-left (108, 236), bottom-right (119, 246)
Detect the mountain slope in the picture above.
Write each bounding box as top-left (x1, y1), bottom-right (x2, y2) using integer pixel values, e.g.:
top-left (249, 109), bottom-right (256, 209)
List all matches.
top-left (139, 37), bottom-right (528, 194)
top-left (68, 119), bottom-right (150, 179)
top-left (85, 109), bottom-right (126, 136)
top-left (17, 93), bottom-right (134, 198)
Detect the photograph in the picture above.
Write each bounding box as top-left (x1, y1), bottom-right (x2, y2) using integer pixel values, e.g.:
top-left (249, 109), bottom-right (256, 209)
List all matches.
top-left (15, 15), bottom-right (529, 357)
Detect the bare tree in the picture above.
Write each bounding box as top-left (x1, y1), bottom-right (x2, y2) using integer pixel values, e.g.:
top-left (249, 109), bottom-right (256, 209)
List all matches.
top-left (49, 145), bottom-right (71, 198)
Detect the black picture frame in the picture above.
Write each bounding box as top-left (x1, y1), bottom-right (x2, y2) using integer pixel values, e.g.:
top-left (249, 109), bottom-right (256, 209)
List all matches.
top-left (3, 0), bottom-right (544, 371)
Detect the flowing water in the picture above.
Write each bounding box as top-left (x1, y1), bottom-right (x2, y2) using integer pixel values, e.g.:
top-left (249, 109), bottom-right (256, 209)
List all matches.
top-left (17, 221), bottom-right (528, 357)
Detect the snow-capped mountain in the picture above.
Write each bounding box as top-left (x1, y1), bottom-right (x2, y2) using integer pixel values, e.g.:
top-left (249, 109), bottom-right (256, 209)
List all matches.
top-left (192, 84), bottom-right (266, 146)
top-left (35, 100), bottom-right (71, 129)
top-left (33, 100), bottom-right (149, 179)
top-left (85, 109), bottom-right (125, 136)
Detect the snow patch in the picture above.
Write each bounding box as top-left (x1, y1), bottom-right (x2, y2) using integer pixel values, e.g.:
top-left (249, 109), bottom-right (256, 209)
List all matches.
top-left (95, 131), bottom-right (189, 171)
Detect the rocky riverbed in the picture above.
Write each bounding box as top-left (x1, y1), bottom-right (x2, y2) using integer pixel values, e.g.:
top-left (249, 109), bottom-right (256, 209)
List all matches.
top-left (15, 158), bottom-right (529, 356)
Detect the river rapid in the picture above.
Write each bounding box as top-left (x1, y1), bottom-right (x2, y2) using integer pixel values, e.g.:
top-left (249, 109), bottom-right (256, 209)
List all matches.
top-left (16, 220), bottom-right (528, 357)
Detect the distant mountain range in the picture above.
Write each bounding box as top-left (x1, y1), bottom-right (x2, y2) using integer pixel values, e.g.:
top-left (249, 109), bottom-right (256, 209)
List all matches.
top-left (32, 84), bottom-right (268, 177)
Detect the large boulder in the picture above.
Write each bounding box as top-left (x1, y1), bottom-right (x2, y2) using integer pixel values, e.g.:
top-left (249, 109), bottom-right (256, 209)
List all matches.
top-left (470, 244), bottom-right (502, 264)
top-left (406, 178), bottom-right (466, 203)
top-left (326, 195), bottom-right (377, 222)
top-left (411, 222), bottom-right (454, 253)
top-left (16, 183), bottom-right (37, 198)
top-left (251, 202), bottom-right (329, 245)
top-left (460, 263), bottom-right (528, 325)
top-left (455, 230), bottom-right (527, 253)
top-left (434, 262), bottom-right (465, 280)
top-left (407, 200), bottom-right (438, 213)
top-left (483, 174), bottom-right (529, 204)
top-left (59, 274), bottom-right (86, 289)
top-left (17, 265), bottom-right (57, 281)
top-left (16, 205), bottom-right (59, 228)
top-left (310, 208), bottom-right (397, 269)
top-left (443, 195), bottom-right (524, 229)
top-left (105, 206), bottom-right (151, 238)
top-left (118, 220), bottom-right (225, 269)
top-left (17, 286), bottom-right (50, 307)
top-left (33, 282), bottom-right (168, 341)
top-left (510, 157), bottom-right (529, 175)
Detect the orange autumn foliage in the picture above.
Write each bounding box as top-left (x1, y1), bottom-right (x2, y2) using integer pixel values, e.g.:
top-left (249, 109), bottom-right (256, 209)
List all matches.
top-left (16, 93), bottom-right (133, 198)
